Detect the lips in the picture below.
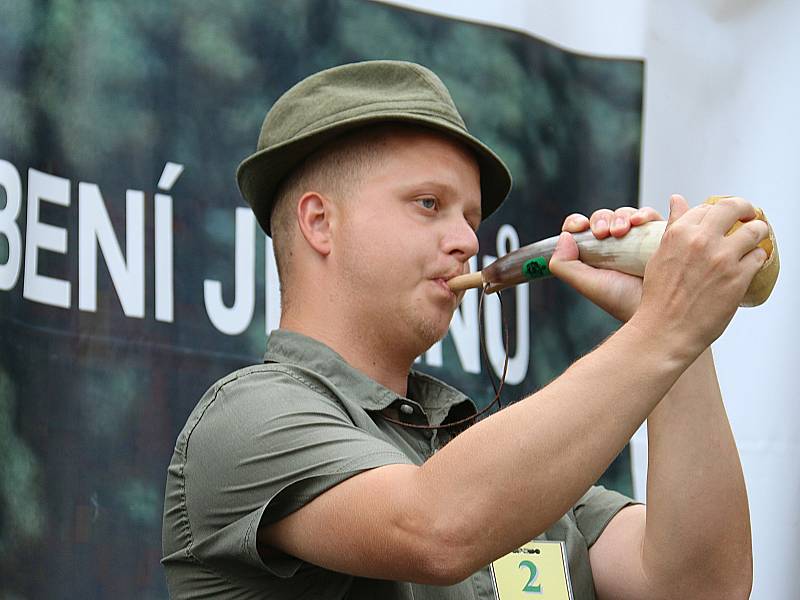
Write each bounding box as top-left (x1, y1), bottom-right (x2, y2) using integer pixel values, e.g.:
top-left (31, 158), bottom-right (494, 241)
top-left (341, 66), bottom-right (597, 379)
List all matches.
top-left (432, 267), bottom-right (466, 283)
top-left (431, 272), bottom-right (462, 299)
top-left (433, 278), bottom-right (456, 297)
top-left (429, 266), bottom-right (465, 300)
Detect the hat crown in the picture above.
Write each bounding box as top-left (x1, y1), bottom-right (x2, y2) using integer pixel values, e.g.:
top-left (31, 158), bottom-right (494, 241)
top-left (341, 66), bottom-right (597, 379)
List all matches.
top-left (257, 60), bottom-right (467, 151)
top-left (237, 60), bottom-right (511, 236)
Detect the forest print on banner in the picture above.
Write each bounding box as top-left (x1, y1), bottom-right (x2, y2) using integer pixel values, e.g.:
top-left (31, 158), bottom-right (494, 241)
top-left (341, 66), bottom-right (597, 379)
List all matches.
top-left (0, 1), bottom-right (643, 597)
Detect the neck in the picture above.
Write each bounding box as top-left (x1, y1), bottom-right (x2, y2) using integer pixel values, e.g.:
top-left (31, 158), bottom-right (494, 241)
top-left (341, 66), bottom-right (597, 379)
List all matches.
top-left (279, 311), bottom-right (417, 397)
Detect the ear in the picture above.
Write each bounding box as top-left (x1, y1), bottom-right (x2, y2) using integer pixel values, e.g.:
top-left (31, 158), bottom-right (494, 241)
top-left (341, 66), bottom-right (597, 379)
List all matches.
top-left (296, 191), bottom-right (334, 256)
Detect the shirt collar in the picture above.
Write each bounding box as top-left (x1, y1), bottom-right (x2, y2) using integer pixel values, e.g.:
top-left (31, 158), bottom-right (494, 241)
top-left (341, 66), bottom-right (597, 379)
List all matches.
top-left (263, 329), bottom-right (476, 424)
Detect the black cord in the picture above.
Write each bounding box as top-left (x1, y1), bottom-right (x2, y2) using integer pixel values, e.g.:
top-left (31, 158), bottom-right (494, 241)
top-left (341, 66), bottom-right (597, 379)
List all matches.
top-left (383, 283), bottom-right (510, 430)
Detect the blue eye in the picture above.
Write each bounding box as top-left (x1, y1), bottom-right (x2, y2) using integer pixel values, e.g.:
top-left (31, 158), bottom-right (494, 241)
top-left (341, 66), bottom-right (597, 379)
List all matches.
top-left (418, 197), bottom-right (437, 210)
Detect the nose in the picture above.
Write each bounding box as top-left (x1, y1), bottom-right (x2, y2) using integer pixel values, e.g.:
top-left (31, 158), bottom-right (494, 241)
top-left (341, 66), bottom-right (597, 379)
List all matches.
top-left (442, 216), bottom-right (479, 261)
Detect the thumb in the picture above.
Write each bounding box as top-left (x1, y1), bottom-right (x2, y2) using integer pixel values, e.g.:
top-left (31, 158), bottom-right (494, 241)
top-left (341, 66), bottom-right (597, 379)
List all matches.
top-left (549, 231), bottom-right (589, 282)
top-left (550, 231), bottom-right (579, 265)
top-left (667, 194), bottom-right (690, 228)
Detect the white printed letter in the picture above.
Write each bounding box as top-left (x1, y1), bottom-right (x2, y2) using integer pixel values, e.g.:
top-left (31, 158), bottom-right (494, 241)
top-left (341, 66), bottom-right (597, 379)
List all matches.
top-left (483, 225), bottom-right (530, 385)
top-left (265, 235), bottom-right (281, 334)
top-left (0, 160), bottom-right (22, 291)
top-left (23, 169), bottom-right (71, 308)
top-left (204, 208), bottom-right (255, 335)
top-left (155, 162), bottom-right (182, 322)
top-left (78, 183), bottom-right (145, 317)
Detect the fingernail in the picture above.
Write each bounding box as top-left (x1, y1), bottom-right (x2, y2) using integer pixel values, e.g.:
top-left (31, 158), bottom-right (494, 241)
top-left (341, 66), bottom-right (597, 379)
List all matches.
top-left (613, 217), bottom-right (625, 228)
top-left (596, 219), bottom-right (608, 230)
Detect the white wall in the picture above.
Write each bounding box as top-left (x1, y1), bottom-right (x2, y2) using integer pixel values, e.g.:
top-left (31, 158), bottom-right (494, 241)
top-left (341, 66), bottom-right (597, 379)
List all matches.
top-left (637, 4), bottom-right (799, 599)
top-left (387, 1), bottom-right (798, 598)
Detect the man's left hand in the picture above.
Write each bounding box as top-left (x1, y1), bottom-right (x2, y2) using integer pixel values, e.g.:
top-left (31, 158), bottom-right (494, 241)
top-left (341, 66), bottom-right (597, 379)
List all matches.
top-left (549, 205), bottom-right (664, 321)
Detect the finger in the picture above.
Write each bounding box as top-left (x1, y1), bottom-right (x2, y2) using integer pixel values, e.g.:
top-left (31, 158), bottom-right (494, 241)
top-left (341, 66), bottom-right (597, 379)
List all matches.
top-left (702, 196), bottom-right (758, 234)
top-left (742, 245), bottom-right (769, 273)
top-left (630, 206), bottom-right (664, 226)
top-left (726, 219), bottom-right (770, 258)
top-left (589, 208), bottom-right (615, 239)
top-left (550, 231), bottom-right (580, 264)
top-left (562, 213), bottom-right (590, 233)
top-left (679, 203), bottom-right (715, 226)
top-left (549, 232), bottom-right (599, 287)
top-left (737, 246), bottom-right (770, 296)
top-left (609, 207), bottom-right (637, 237)
top-left (666, 194), bottom-right (691, 228)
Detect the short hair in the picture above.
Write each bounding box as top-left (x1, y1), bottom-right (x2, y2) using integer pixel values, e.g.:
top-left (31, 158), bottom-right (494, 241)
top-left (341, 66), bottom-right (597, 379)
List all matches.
top-left (269, 124), bottom-right (398, 303)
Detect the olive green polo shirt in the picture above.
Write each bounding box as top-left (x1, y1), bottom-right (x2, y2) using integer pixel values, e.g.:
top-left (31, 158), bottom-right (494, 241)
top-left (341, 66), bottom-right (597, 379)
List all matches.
top-left (162, 329), bottom-right (635, 599)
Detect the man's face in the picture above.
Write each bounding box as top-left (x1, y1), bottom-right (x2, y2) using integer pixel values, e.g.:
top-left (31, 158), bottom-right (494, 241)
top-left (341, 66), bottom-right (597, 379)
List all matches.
top-left (332, 128), bottom-right (482, 357)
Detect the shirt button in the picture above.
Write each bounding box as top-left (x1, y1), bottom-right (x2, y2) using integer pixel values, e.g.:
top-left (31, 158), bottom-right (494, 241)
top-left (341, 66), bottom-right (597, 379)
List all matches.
top-left (399, 403), bottom-right (414, 415)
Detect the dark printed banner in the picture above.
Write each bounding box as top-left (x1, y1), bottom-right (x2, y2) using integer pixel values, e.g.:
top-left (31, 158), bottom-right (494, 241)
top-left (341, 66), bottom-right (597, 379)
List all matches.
top-left (0, 1), bottom-right (643, 597)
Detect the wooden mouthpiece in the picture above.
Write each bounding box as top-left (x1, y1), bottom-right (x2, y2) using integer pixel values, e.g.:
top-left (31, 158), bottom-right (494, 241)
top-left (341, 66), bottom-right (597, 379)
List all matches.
top-left (447, 271), bottom-right (484, 292)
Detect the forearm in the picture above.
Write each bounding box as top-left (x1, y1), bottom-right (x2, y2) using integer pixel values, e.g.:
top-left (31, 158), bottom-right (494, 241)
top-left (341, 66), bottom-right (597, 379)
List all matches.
top-left (411, 318), bottom-right (693, 574)
top-left (642, 348), bottom-right (752, 594)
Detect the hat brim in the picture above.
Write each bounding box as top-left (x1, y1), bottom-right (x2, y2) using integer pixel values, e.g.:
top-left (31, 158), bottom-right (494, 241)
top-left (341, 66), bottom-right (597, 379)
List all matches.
top-left (236, 112), bottom-right (512, 236)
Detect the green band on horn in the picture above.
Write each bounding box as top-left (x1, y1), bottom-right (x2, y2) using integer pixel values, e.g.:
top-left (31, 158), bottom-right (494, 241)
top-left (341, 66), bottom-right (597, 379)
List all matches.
top-left (522, 257), bottom-right (550, 280)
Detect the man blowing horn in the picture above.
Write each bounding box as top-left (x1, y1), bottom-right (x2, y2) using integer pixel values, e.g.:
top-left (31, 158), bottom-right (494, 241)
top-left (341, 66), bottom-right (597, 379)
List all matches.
top-left (162, 61), bottom-right (766, 599)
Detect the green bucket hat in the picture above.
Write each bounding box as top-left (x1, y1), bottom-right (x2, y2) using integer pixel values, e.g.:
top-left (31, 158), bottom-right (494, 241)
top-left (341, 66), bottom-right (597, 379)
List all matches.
top-left (236, 60), bottom-right (512, 236)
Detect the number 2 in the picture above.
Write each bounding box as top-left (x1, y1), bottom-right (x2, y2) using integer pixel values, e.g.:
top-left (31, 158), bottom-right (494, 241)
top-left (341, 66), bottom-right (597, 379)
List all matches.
top-left (518, 559), bottom-right (542, 593)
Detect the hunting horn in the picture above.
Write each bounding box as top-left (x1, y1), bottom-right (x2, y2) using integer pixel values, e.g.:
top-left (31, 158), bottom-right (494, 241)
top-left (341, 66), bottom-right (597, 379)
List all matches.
top-left (447, 197), bottom-right (779, 307)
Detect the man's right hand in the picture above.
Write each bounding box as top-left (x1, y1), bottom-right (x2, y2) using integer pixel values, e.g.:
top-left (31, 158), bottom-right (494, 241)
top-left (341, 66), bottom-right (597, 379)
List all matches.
top-left (631, 194), bottom-right (769, 361)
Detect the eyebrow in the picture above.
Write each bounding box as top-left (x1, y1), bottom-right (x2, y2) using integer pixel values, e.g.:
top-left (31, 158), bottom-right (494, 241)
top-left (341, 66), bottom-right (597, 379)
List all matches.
top-left (396, 179), bottom-right (457, 194)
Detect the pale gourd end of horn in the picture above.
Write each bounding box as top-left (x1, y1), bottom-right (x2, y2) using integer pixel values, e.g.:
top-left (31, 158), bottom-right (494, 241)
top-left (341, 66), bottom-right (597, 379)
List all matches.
top-left (706, 196), bottom-right (780, 307)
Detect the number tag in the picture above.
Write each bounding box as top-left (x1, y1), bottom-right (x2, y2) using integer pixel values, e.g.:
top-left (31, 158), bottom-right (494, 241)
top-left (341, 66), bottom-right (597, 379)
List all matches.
top-left (490, 541), bottom-right (573, 600)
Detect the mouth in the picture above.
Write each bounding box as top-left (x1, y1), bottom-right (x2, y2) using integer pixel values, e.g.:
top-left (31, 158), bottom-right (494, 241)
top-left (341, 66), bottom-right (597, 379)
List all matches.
top-left (431, 266), bottom-right (467, 299)
top-left (435, 278), bottom-right (455, 292)
top-left (432, 277), bottom-right (459, 300)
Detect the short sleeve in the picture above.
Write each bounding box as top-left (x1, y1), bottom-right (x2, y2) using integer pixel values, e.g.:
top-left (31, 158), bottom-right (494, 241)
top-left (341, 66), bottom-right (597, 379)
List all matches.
top-left (573, 485), bottom-right (640, 547)
top-left (181, 366), bottom-right (413, 579)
